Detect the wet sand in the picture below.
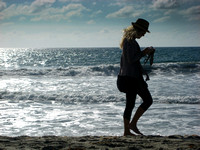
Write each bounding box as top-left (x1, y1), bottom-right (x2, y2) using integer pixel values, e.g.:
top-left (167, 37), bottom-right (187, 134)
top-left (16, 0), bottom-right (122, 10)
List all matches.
top-left (0, 135), bottom-right (200, 150)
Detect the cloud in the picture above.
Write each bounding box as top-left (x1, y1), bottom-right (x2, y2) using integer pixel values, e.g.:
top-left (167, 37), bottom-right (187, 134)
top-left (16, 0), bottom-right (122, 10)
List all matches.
top-left (99, 28), bottom-right (110, 34)
top-left (29, 0), bottom-right (56, 13)
top-left (108, 0), bottom-right (137, 7)
top-left (180, 5), bottom-right (200, 21)
top-left (30, 4), bottom-right (88, 22)
top-left (28, 3), bottom-right (89, 21)
top-left (0, 0), bottom-right (6, 11)
top-left (62, 3), bottom-right (88, 12)
top-left (87, 20), bottom-right (95, 24)
top-left (153, 16), bottom-right (170, 23)
top-left (58, 0), bottom-right (81, 2)
top-left (31, 13), bottom-right (64, 22)
top-left (63, 4), bottom-right (89, 19)
top-left (106, 6), bottom-right (143, 18)
top-left (0, 4), bottom-right (24, 20)
top-left (0, 0), bottom-right (56, 20)
top-left (164, 9), bottom-right (176, 15)
top-left (152, 0), bottom-right (179, 9)
top-left (90, 10), bottom-right (102, 18)
top-left (0, 22), bottom-right (14, 26)
top-left (0, 1), bottom-right (89, 22)
top-left (31, 0), bottom-right (56, 7)
top-left (183, 5), bottom-right (200, 15)
top-left (109, 1), bottom-right (124, 7)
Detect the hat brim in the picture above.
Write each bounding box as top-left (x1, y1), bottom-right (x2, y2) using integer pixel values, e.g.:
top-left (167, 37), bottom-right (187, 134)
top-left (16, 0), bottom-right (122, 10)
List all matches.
top-left (132, 22), bottom-right (150, 33)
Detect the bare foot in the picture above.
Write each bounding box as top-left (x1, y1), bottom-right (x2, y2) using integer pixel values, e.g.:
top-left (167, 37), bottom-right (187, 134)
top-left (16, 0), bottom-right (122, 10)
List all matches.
top-left (124, 131), bottom-right (136, 136)
top-left (129, 124), bottom-right (143, 135)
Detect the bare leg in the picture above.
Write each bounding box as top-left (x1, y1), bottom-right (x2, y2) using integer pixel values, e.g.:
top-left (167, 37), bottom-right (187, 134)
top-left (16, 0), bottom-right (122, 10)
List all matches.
top-left (123, 118), bottom-right (135, 136)
top-left (129, 81), bottom-right (153, 135)
top-left (129, 106), bottom-right (145, 135)
top-left (123, 92), bottom-right (136, 136)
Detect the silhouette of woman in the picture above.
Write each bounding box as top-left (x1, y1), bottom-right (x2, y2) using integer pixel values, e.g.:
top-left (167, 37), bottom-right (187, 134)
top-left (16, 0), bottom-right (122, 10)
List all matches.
top-left (117, 18), bottom-right (155, 136)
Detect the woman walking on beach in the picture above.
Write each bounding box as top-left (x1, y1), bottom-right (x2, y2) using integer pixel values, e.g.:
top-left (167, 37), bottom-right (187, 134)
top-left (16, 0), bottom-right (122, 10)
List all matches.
top-left (117, 18), bottom-right (155, 136)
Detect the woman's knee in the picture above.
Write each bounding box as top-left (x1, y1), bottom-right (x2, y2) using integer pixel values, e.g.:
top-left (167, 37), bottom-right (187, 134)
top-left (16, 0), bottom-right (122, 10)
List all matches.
top-left (148, 97), bottom-right (153, 106)
top-left (141, 97), bottom-right (153, 111)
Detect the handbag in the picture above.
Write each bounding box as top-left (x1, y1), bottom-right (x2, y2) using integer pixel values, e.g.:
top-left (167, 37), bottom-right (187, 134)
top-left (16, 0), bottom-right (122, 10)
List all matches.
top-left (117, 75), bottom-right (132, 93)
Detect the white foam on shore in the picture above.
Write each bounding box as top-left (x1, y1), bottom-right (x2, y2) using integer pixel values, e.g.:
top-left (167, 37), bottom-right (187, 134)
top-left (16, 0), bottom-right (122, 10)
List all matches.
top-left (0, 74), bottom-right (200, 104)
top-left (0, 100), bottom-right (199, 136)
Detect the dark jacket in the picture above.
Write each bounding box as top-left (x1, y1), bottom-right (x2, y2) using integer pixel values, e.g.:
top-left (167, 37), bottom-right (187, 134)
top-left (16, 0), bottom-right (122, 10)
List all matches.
top-left (119, 38), bottom-right (144, 79)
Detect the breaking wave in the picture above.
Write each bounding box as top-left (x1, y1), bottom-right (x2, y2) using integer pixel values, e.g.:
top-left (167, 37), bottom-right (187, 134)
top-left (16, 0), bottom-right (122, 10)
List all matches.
top-left (1, 91), bottom-right (199, 104)
top-left (0, 62), bottom-right (199, 77)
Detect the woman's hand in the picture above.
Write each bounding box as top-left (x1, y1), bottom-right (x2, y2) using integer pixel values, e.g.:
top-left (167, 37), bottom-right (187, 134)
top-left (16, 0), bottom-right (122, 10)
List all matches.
top-left (142, 47), bottom-right (155, 56)
top-left (143, 47), bottom-right (155, 66)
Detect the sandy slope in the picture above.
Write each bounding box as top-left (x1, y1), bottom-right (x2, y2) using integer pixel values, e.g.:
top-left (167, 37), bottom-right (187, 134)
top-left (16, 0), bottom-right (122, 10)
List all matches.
top-left (0, 135), bottom-right (200, 150)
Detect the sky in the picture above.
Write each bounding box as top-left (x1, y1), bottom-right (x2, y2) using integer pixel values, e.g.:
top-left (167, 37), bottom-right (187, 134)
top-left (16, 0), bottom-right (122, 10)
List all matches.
top-left (0, 0), bottom-right (200, 48)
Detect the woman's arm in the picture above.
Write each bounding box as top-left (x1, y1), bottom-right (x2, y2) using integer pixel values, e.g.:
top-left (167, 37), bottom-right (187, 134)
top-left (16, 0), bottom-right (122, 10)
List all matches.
top-left (123, 40), bottom-right (143, 64)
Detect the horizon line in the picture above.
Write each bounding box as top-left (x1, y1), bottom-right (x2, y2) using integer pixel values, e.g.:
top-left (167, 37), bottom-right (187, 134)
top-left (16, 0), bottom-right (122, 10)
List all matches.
top-left (1, 46), bottom-right (200, 49)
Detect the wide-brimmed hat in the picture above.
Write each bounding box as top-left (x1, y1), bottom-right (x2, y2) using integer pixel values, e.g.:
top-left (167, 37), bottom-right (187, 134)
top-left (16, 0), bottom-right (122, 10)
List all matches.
top-left (132, 18), bottom-right (150, 33)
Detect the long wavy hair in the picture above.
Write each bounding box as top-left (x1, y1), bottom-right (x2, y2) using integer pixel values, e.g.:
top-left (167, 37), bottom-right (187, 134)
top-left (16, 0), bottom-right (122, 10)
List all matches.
top-left (120, 25), bottom-right (138, 49)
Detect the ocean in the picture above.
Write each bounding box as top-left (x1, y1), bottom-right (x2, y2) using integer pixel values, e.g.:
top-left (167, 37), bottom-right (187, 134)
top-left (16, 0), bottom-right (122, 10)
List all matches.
top-left (0, 47), bottom-right (200, 136)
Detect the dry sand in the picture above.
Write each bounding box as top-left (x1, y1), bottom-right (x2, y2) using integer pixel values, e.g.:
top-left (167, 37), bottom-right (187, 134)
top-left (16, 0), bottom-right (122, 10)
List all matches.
top-left (0, 135), bottom-right (200, 150)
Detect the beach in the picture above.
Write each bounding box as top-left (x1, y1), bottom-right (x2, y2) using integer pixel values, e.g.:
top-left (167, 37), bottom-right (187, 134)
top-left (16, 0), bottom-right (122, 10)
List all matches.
top-left (0, 135), bottom-right (200, 150)
top-left (0, 48), bottom-right (200, 148)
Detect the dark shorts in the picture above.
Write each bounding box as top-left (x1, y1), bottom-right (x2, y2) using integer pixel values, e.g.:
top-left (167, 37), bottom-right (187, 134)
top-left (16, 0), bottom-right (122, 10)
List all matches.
top-left (117, 75), bottom-right (147, 93)
top-left (117, 75), bottom-right (153, 120)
